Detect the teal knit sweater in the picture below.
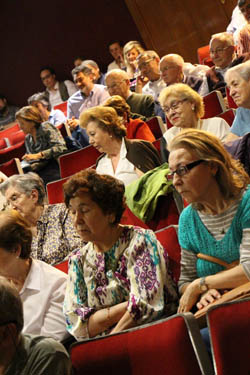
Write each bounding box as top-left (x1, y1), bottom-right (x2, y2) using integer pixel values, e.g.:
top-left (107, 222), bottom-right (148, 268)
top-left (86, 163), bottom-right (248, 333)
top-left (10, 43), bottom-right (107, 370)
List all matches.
top-left (178, 187), bottom-right (250, 277)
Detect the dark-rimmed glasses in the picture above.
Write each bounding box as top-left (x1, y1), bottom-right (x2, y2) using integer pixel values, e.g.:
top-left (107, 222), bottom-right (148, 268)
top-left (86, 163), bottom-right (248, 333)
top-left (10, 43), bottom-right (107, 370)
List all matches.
top-left (167, 160), bottom-right (205, 181)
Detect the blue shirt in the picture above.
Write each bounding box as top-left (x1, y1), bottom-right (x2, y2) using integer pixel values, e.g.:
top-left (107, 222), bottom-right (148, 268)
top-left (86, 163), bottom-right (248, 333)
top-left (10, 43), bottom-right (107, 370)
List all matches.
top-left (231, 107), bottom-right (250, 136)
top-left (67, 84), bottom-right (110, 119)
top-left (48, 109), bottom-right (66, 126)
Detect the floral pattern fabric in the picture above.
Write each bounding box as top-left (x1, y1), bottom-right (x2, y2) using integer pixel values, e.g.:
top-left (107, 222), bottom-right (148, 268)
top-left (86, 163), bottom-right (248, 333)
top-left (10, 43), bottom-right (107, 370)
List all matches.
top-left (64, 225), bottom-right (178, 340)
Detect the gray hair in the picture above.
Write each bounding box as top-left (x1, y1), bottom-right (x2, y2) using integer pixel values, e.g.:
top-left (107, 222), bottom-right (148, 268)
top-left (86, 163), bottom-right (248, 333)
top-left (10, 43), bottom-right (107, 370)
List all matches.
top-left (27, 92), bottom-right (51, 111)
top-left (71, 63), bottom-right (92, 77)
top-left (225, 60), bottom-right (250, 83)
top-left (105, 69), bottom-right (130, 81)
top-left (0, 277), bottom-right (23, 334)
top-left (82, 60), bottom-right (99, 70)
top-left (210, 32), bottom-right (234, 47)
top-left (0, 172), bottom-right (46, 205)
top-left (136, 50), bottom-right (160, 63)
top-left (160, 54), bottom-right (184, 69)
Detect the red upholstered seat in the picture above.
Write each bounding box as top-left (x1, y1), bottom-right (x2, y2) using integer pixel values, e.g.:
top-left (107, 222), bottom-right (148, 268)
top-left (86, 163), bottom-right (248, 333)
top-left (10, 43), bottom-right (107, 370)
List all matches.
top-left (70, 313), bottom-right (213, 375)
top-left (0, 123), bottom-right (20, 138)
top-left (0, 138), bottom-right (7, 150)
top-left (206, 298), bottom-right (250, 375)
top-left (146, 116), bottom-right (165, 139)
top-left (59, 145), bottom-right (101, 178)
top-left (217, 108), bottom-right (235, 127)
top-left (0, 158), bottom-right (23, 176)
top-left (7, 131), bottom-right (25, 146)
top-left (155, 225), bottom-right (181, 283)
top-left (54, 259), bottom-right (68, 274)
top-left (197, 45), bottom-right (214, 67)
top-left (46, 176), bottom-right (69, 204)
top-left (202, 90), bottom-right (226, 119)
top-left (0, 142), bottom-right (26, 164)
top-left (54, 101), bottom-right (68, 116)
top-left (120, 205), bottom-right (150, 229)
top-left (226, 86), bottom-right (238, 109)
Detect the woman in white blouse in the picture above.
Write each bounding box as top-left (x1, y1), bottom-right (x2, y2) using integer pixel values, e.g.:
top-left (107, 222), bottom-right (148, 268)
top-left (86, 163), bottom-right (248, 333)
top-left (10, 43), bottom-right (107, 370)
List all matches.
top-left (0, 209), bottom-right (68, 342)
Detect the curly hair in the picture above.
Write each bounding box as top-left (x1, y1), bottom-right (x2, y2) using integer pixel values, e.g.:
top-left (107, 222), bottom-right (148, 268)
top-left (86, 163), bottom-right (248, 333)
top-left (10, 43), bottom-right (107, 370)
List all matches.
top-left (104, 95), bottom-right (131, 118)
top-left (169, 128), bottom-right (250, 210)
top-left (80, 106), bottom-right (127, 139)
top-left (0, 210), bottom-right (32, 259)
top-left (63, 169), bottom-right (126, 225)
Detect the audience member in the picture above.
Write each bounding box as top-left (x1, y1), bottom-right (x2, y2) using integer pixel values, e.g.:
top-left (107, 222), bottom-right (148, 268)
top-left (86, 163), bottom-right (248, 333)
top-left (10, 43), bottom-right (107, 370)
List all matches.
top-left (63, 169), bottom-right (177, 340)
top-left (225, 60), bottom-right (250, 141)
top-left (237, 0), bottom-right (250, 54)
top-left (0, 172), bottom-right (7, 211)
top-left (82, 59), bottom-right (106, 85)
top-left (80, 106), bottom-right (161, 185)
top-left (160, 54), bottom-right (208, 96)
top-left (27, 92), bottom-right (66, 126)
top-left (0, 94), bottom-right (19, 129)
top-left (40, 66), bottom-right (77, 109)
top-left (0, 209), bottom-right (68, 341)
top-left (159, 83), bottom-right (230, 149)
top-left (107, 41), bottom-right (126, 71)
top-left (0, 173), bottom-right (83, 265)
top-left (0, 276), bottom-right (71, 374)
top-left (105, 69), bottom-right (155, 118)
top-left (104, 95), bottom-right (155, 142)
top-left (167, 128), bottom-right (250, 313)
top-left (73, 56), bottom-right (84, 67)
top-left (16, 106), bottom-right (67, 184)
top-left (123, 40), bottom-right (145, 79)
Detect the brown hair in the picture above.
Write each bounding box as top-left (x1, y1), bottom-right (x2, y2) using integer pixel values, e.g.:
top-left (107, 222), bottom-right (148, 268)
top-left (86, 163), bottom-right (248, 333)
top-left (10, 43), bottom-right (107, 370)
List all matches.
top-left (0, 210), bottom-right (32, 259)
top-left (104, 95), bottom-right (131, 118)
top-left (80, 106), bottom-right (126, 139)
top-left (15, 105), bottom-right (43, 125)
top-left (63, 169), bottom-right (126, 225)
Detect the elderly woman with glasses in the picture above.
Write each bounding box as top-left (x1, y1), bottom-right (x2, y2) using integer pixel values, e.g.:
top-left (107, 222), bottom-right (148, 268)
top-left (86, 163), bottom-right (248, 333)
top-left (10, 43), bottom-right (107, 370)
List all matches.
top-left (168, 128), bottom-right (250, 313)
top-left (159, 83), bottom-right (230, 152)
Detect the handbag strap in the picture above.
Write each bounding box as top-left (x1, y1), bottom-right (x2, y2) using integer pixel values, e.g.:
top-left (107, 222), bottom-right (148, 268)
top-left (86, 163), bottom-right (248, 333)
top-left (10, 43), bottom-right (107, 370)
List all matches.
top-left (197, 253), bottom-right (239, 270)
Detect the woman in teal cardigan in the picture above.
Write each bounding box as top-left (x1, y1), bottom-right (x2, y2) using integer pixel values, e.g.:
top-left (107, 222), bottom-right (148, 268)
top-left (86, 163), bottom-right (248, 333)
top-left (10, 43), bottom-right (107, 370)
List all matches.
top-left (167, 128), bottom-right (250, 313)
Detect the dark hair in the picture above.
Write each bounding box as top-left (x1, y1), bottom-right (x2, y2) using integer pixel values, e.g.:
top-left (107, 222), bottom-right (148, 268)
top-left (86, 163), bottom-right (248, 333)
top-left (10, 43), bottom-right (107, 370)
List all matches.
top-left (0, 277), bottom-right (24, 334)
top-left (40, 66), bottom-right (56, 75)
top-left (63, 169), bottom-right (126, 225)
top-left (0, 94), bottom-right (7, 101)
top-left (71, 63), bottom-right (92, 77)
top-left (238, 0), bottom-right (246, 7)
top-left (0, 210), bottom-right (32, 259)
top-left (108, 40), bottom-right (123, 48)
top-left (27, 92), bottom-right (51, 111)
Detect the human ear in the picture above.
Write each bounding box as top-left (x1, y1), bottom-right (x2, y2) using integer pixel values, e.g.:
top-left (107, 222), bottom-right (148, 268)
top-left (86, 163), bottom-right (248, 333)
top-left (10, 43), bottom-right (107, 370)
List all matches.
top-left (30, 189), bottom-right (39, 204)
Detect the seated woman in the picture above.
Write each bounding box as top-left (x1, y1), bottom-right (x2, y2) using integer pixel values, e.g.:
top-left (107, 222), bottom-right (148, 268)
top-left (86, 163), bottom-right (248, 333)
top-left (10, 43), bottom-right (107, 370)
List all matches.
top-left (0, 173), bottom-right (83, 265)
top-left (167, 128), bottom-right (250, 313)
top-left (159, 83), bottom-right (230, 155)
top-left (0, 209), bottom-right (68, 341)
top-left (80, 106), bottom-right (161, 186)
top-left (63, 169), bottom-right (178, 340)
top-left (104, 95), bottom-right (155, 142)
top-left (15, 105), bottom-right (67, 184)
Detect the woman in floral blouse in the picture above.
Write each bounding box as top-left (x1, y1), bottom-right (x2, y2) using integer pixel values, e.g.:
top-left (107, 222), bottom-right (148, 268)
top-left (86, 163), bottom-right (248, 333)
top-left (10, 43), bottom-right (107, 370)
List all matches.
top-left (63, 169), bottom-right (177, 340)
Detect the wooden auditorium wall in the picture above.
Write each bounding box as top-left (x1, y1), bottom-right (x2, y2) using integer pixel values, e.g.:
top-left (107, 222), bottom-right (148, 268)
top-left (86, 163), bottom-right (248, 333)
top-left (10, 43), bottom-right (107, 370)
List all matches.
top-left (1, 0), bottom-right (142, 107)
top-left (125, 0), bottom-right (236, 62)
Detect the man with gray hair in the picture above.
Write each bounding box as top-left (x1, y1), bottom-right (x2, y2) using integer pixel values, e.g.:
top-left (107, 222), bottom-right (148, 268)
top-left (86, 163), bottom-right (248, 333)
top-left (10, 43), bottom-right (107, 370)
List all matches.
top-left (225, 60), bottom-right (250, 142)
top-left (105, 69), bottom-right (155, 118)
top-left (0, 276), bottom-right (71, 374)
top-left (82, 59), bottom-right (106, 85)
top-left (160, 53), bottom-right (208, 96)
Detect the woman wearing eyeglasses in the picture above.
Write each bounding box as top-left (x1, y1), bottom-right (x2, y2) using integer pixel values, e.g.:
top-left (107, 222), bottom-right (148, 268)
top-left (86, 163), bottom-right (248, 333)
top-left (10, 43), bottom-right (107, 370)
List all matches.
top-left (159, 83), bottom-right (230, 151)
top-left (168, 128), bottom-right (250, 313)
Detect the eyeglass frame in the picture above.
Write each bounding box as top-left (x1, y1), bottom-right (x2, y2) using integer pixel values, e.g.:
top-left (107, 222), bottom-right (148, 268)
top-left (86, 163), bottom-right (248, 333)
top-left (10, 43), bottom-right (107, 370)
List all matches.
top-left (162, 98), bottom-right (188, 114)
top-left (138, 57), bottom-right (154, 70)
top-left (106, 79), bottom-right (127, 90)
top-left (167, 159), bottom-right (205, 181)
top-left (209, 46), bottom-right (231, 55)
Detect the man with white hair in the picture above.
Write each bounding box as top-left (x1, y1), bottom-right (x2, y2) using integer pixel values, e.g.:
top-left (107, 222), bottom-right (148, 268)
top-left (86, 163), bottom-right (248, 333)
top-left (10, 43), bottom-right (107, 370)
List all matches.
top-left (105, 69), bottom-right (155, 118)
top-left (225, 60), bottom-right (250, 142)
top-left (160, 54), bottom-right (208, 96)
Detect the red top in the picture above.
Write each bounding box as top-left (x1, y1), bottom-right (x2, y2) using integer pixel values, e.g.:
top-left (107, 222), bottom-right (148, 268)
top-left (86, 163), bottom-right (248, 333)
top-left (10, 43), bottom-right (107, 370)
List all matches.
top-left (126, 118), bottom-right (155, 142)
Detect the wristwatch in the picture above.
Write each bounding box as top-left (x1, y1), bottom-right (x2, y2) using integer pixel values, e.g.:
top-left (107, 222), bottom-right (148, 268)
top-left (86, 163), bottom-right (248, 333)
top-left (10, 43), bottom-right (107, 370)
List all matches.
top-left (200, 277), bottom-right (208, 293)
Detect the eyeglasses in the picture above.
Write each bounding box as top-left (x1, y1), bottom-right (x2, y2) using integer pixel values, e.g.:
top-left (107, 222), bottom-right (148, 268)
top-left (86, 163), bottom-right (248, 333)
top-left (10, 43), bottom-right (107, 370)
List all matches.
top-left (240, 3), bottom-right (250, 14)
top-left (106, 80), bottom-right (126, 90)
top-left (161, 65), bottom-right (177, 73)
top-left (167, 160), bottom-right (205, 181)
top-left (138, 58), bottom-right (154, 70)
top-left (162, 99), bottom-right (188, 114)
top-left (210, 47), bottom-right (230, 55)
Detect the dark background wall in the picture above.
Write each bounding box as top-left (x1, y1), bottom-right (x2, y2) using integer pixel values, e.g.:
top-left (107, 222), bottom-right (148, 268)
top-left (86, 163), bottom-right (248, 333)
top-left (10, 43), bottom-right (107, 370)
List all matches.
top-left (1, 0), bottom-right (142, 106)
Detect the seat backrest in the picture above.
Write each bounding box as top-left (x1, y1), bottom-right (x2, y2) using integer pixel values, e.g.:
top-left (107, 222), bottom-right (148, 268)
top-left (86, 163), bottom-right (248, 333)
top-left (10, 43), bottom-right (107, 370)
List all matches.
top-left (146, 193), bottom-right (180, 231)
top-left (0, 158), bottom-right (23, 176)
top-left (202, 90), bottom-right (226, 119)
top-left (7, 131), bottom-right (25, 146)
top-left (155, 225), bottom-right (181, 283)
top-left (146, 116), bottom-right (166, 139)
top-left (120, 204), bottom-right (150, 229)
top-left (0, 142), bottom-right (26, 164)
top-left (0, 123), bottom-right (20, 138)
top-left (0, 138), bottom-right (7, 150)
top-left (46, 176), bottom-right (69, 204)
top-left (54, 259), bottom-right (68, 274)
top-left (226, 86), bottom-right (238, 109)
top-left (206, 298), bottom-right (250, 375)
top-left (56, 122), bottom-right (71, 138)
top-left (59, 145), bottom-right (101, 178)
top-left (54, 101), bottom-right (68, 116)
top-left (197, 45), bottom-right (210, 64)
top-left (217, 109), bottom-right (235, 127)
top-left (70, 313), bottom-right (213, 375)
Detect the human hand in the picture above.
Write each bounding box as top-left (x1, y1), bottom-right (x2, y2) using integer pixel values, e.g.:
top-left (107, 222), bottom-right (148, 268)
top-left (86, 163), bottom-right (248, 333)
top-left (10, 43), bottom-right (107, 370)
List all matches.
top-left (22, 153), bottom-right (41, 161)
top-left (66, 117), bottom-right (79, 130)
top-left (178, 279), bottom-right (201, 313)
top-left (196, 289), bottom-right (222, 310)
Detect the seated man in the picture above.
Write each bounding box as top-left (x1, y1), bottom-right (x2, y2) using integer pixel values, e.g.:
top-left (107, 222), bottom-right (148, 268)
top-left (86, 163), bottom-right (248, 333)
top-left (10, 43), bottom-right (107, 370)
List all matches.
top-left (40, 66), bottom-right (77, 108)
top-left (27, 92), bottom-right (66, 126)
top-left (105, 69), bottom-right (155, 119)
top-left (225, 60), bottom-right (250, 142)
top-left (0, 94), bottom-right (19, 130)
top-left (67, 63), bottom-right (110, 147)
top-left (0, 277), bottom-right (71, 375)
top-left (82, 59), bottom-right (106, 85)
top-left (160, 54), bottom-right (208, 96)
top-left (206, 32), bottom-right (249, 96)
top-left (107, 41), bottom-right (126, 72)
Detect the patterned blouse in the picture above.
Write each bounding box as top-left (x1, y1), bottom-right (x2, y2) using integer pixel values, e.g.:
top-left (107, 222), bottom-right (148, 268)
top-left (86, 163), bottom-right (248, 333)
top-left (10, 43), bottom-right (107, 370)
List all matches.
top-left (64, 226), bottom-right (178, 340)
top-left (31, 203), bottom-right (84, 265)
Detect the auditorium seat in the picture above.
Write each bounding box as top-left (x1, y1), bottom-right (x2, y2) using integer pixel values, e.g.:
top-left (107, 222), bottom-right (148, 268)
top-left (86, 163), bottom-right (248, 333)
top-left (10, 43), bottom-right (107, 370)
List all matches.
top-left (7, 131), bottom-right (25, 146)
top-left (206, 298), bottom-right (250, 375)
top-left (70, 312), bottom-right (213, 375)
top-left (54, 259), bottom-right (68, 274)
top-left (0, 142), bottom-right (26, 164)
top-left (0, 138), bottom-right (8, 150)
top-left (46, 176), bottom-right (69, 204)
top-left (197, 45), bottom-right (214, 67)
top-left (54, 101), bottom-right (68, 116)
top-left (0, 123), bottom-right (20, 138)
top-left (226, 86), bottom-right (238, 109)
top-left (217, 109), bottom-right (235, 127)
top-left (146, 116), bottom-right (166, 139)
top-left (0, 158), bottom-right (23, 176)
top-left (59, 145), bottom-right (101, 178)
top-left (202, 90), bottom-right (226, 119)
